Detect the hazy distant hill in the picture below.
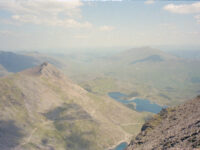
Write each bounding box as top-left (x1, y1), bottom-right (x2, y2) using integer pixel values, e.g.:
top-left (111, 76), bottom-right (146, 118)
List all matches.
top-left (2, 48), bottom-right (199, 107)
top-left (0, 51), bottom-right (38, 72)
top-left (0, 51), bottom-right (63, 75)
top-left (0, 63), bottom-right (146, 150)
top-left (78, 47), bottom-right (200, 106)
top-left (168, 50), bottom-right (200, 59)
top-left (126, 96), bottom-right (200, 150)
top-left (110, 47), bottom-right (178, 64)
top-left (131, 55), bottom-right (164, 64)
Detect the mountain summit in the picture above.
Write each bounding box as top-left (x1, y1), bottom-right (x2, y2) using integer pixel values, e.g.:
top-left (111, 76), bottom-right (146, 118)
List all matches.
top-left (23, 62), bottom-right (62, 78)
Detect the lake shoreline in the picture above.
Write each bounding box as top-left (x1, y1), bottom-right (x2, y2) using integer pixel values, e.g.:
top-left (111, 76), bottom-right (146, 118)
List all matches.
top-left (108, 92), bottom-right (164, 114)
top-left (106, 134), bottom-right (131, 150)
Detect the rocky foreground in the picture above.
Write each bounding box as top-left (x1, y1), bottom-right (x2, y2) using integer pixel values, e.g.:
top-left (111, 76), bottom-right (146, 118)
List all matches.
top-left (126, 96), bottom-right (200, 150)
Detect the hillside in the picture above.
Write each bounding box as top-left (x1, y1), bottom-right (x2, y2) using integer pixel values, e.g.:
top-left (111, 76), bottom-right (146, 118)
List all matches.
top-left (78, 47), bottom-right (200, 106)
top-left (0, 51), bottom-right (38, 72)
top-left (0, 63), bottom-right (146, 150)
top-left (126, 96), bottom-right (200, 150)
top-left (0, 51), bottom-right (62, 74)
top-left (1, 49), bottom-right (200, 107)
top-left (110, 47), bottom-right (178, 64)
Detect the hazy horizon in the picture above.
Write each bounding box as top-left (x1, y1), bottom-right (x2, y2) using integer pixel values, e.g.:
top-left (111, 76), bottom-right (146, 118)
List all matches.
top-left (0, 0), bottom-right (200, 52)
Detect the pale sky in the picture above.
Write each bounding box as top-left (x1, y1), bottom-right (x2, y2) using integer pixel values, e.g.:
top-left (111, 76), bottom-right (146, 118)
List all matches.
top-left (0, 0), bottom-right (200, 52)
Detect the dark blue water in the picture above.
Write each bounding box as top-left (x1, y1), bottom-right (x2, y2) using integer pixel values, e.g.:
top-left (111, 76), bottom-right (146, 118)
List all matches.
top-left (114, 142), bottom-right (128, 150)
top-left (108, 92), bottom-right (164, 114)
top-left (108, 92), bottom-right (127, 102)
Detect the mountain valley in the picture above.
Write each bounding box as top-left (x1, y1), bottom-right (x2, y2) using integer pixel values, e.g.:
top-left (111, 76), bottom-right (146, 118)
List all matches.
top-left (0, 47), bottom-right (200, 150)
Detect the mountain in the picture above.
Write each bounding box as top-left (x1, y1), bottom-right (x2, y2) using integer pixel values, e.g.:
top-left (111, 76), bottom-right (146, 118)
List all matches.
top-left (131, 55), bottom-right (164, 64)
top-left (0, 51), bottom-right (62, 74)
top-left (77, 47), bottom-right (200, 106)
top-left (0, 51), bottom-right (38, 72)
top-left (126, 96), bottom-right (200, 150)
top-left (0, 63), bottom-right (146, 150)
top-left (110, 47), bottom-right (178, 64)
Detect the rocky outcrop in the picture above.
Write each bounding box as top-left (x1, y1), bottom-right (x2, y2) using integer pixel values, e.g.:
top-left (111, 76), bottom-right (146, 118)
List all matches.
top-left (126, 96), bottom-right (200, 150)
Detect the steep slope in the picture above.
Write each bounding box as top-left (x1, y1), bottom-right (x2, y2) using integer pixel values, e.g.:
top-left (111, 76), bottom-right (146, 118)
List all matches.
top-left (0, 63), bottom-right (146, 150)
top-left (126, 96), bottom-right (200, 150)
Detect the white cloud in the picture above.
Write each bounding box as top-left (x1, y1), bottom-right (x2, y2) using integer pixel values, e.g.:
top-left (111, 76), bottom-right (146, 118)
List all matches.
top-left (144, 0), bottom-right (155, 5)
top-left (99, 25), bottom-right (114, 31)
top-left (164, 2), bottom-right (200, 25)
top-left (0, 0), bottom-right (92, 28)
top-left (164, 2), bottom-right (200, 14)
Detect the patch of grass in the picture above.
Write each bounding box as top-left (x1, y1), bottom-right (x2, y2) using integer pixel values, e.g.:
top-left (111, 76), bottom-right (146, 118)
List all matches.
top-left (121, 124), bottom-right (143, 136)
top-left (41, 77), bottom-right (62, 94)
top-left (0, 77), bottom-right (29, 122)
top-left (80, 77), bottom-right (117, 95)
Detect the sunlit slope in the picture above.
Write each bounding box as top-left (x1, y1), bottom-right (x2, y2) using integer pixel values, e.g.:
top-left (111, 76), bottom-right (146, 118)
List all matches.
top-left (0, 63), bottom-right (145, 150)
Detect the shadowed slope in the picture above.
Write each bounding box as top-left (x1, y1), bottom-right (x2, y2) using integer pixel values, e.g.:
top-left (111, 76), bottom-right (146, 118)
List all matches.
top-left (0, 51), bottom-right (38, 72)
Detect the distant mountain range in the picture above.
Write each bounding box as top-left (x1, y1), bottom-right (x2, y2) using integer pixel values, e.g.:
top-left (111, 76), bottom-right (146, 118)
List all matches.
top-left (168, 50), bottom-right (200, 59)
top-left (0, 51), bottom-right (61, 74)
top-left (0, 51), bottom-right (38, 72)
top-left (77, 47), bottom-right (200, 106)
top-left (0, 62), bottom-right (146, 150)
top-left (126, 96), bottom-right (200, 149)
top-left (131, 55), bottom-right (164, 64)
top-left (110, 47), bottom-right (178, 64)
top-left (1, 48), bottom-right (200, 107)
top-left (0, 47), bottom-right (200, 105)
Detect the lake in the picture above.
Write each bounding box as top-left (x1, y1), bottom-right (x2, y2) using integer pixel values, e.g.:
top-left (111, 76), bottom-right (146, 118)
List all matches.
top-left (109, 92), bottom-right (165, 150)
top-left (108, 92), bottom-right (164, 114)
top-left (113, 142), bottom-right (128, 150)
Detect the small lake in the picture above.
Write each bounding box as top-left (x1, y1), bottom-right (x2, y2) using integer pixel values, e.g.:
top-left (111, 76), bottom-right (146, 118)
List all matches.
top-left (108, 92), bottom-right (164, 114)
top-left (113, 142), bottom-right (128, 150)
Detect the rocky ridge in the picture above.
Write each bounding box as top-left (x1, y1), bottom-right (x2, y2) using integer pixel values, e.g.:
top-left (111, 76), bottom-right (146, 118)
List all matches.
top-left (126, 96), bottom-right (200, 150)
